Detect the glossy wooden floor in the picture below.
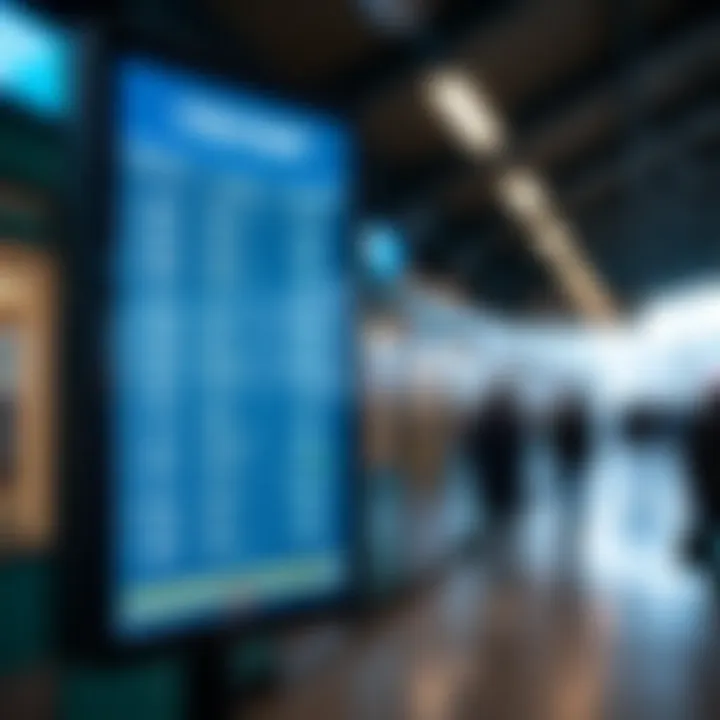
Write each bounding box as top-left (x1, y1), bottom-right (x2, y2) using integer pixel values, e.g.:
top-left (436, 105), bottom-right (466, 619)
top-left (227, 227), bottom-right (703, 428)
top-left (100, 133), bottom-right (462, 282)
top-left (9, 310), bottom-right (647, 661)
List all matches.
top-left (244, 443), bottom-right (720, 720)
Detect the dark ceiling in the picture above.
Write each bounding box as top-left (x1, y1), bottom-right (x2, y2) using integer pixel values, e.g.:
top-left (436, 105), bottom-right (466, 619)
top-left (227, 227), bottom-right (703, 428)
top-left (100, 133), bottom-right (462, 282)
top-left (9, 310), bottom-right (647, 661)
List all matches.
top-left (44, 0), bottom-right (720, 314)
top-left (211, 0), bottom-right (719, 314)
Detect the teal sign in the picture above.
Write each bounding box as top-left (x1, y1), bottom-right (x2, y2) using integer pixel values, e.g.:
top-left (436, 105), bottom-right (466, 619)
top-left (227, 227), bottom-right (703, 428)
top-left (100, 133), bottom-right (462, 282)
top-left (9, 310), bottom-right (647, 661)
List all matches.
top-left (0, 1), bottom-right (73, 119)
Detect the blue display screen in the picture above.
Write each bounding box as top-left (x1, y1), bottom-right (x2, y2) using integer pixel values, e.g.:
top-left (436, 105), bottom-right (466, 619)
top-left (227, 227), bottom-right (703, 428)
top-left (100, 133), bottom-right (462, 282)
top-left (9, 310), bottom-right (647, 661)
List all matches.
top-left (111, 57), bottom-right (355, 640)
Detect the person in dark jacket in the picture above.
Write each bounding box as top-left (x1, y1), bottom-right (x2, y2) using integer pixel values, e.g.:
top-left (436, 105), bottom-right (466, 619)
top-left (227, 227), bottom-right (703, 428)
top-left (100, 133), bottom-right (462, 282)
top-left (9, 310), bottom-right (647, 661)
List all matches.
top-left (548, 392), bottom-right (592, 563)
top-left (550, 392), bottom-right (592, 494)
top-left (684, 386), bottom-right (720, 565)
top-left (465, 383), bottom-right (526, 535)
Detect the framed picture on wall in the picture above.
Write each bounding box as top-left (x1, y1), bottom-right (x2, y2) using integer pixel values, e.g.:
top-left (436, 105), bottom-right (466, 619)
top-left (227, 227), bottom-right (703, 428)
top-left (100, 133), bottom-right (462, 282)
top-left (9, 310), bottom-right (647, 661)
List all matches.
top-left (0, 245), bottom-right (56, 556)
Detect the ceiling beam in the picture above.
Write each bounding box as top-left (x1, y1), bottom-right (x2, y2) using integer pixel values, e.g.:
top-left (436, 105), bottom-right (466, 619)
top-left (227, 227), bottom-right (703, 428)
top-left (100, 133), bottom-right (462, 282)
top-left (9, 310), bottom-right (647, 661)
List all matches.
top-left (368, 10), bottom-right (720, 216)
top-left (559, 102), bottom-right (720, 212)
top-left (429, 100), bottom-right (720, 308)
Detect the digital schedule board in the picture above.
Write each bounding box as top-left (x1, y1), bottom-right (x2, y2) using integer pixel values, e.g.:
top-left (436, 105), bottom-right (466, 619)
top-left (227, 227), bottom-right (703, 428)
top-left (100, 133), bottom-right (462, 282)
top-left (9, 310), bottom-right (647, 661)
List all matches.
top-left (63, 36), bottom-right (357, 653)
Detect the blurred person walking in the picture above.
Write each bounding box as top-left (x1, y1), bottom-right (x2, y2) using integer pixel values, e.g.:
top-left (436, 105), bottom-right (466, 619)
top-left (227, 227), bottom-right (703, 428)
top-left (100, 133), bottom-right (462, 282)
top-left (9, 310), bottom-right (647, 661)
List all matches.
top-left (550, 393), bottom-right (591, 508)
top-left (549, 392), bottom-right (592, 568)
top-left (464, 383), bottom-right (526, 571)
top-left (684, 385), bottom-right (720, 567)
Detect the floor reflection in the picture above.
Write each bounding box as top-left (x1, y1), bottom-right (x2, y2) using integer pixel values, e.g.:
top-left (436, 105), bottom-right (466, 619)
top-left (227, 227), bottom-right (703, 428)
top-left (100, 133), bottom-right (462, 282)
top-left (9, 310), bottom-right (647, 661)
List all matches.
top-left (245, 440), bottom-right (720, 720)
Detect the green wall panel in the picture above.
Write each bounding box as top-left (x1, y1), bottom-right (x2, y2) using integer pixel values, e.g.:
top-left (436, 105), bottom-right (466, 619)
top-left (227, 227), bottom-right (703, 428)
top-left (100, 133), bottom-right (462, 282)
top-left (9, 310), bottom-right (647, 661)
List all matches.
top-left (61, 660), bottom-right (182, 720)
top-left (0, 558), bottom-right (54, 675)
top-left (0, 116), bottom-right (67, 194)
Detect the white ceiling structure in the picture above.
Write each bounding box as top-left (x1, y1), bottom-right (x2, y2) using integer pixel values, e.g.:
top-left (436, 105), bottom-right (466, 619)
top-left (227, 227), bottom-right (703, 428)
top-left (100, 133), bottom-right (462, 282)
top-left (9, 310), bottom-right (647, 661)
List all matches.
top-left (365, 279), bottom-right (720, 412)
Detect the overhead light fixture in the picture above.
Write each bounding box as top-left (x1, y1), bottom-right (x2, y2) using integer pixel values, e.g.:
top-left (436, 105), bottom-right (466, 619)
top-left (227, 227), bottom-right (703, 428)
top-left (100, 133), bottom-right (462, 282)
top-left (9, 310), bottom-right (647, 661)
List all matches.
top-left (422, 68), bottom-right (506, 157)
top-left (497, 167), bottom-right (550, 222)
top-left (533, 221), bottom-right (574, 263)
top-left (491, 164), bottom-right (614, 320)
top-left (536, 226), bottom-right (615, 321)
top-left (424, 69), bottom-right (616, 322)
top-left (536, 223), bottom-right (615, 320)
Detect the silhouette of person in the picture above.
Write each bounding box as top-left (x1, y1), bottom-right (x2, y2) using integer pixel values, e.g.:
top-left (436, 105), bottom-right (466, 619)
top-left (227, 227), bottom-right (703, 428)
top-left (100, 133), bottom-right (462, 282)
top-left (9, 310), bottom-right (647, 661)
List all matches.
top-left (550, 392), bottom-right (591, 499)
top-left (684, 385), bottom-right (720, 566)
top-left (548, 391), bottom-right (592, 566)
top-left (465, 382), bottom-right (525, 561)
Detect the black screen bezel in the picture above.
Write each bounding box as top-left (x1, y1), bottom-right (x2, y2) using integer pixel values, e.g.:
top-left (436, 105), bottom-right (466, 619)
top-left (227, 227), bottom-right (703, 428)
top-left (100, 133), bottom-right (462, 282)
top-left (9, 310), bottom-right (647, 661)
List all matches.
top-left (59, 24), bottom-right (363, 661)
